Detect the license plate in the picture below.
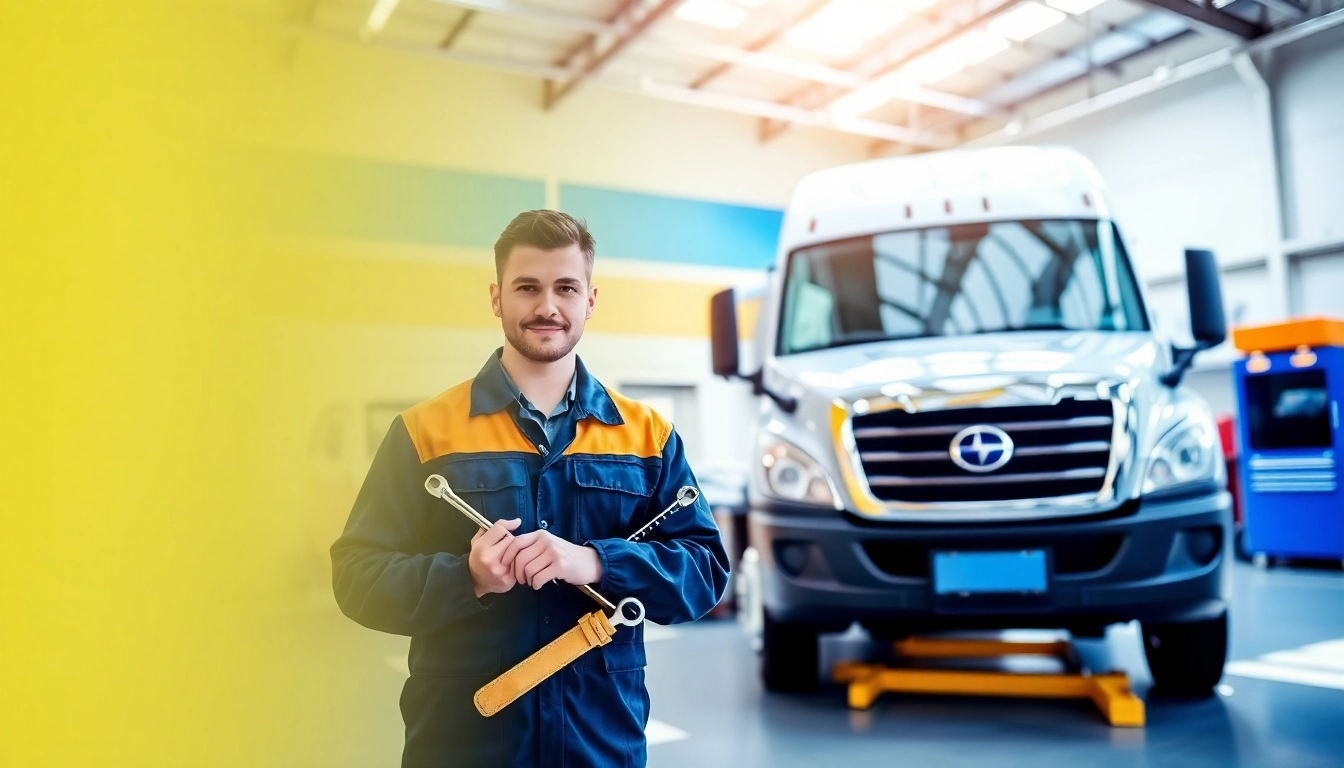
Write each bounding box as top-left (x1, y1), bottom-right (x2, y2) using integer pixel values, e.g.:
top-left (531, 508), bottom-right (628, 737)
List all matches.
top-left (933, 550), bottom-right (1048, 595)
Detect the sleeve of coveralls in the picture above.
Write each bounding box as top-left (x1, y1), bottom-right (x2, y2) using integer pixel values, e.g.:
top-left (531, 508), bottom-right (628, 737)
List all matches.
top-left (330, 416), bottom-right (488, 636)
top-left (587, 430), bottom-right (731, 625)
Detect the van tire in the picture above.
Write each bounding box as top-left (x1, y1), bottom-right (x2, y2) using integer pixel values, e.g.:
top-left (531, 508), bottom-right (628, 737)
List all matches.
top-left (1141, 612), bottom-right (1228, 696)
top-left (1234, 527), bottom-right (1252, 562)
top-left (761, 611), bottom-right (819, 693)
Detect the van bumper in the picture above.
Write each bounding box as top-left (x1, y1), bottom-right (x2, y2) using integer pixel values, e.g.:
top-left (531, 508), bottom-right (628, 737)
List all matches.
top-left (750, 491), bottom-right (1231, 632)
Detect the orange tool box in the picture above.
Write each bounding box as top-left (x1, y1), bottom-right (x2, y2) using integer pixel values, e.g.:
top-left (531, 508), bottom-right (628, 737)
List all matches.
top-left (1232, 317), bottom-right (1344, 354)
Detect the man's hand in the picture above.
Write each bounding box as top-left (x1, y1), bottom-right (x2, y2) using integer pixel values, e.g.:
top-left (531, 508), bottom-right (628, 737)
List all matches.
top-left (469, 518), bottom-right (522, 598)
top-left (504, 530), bottom-right (604, 590)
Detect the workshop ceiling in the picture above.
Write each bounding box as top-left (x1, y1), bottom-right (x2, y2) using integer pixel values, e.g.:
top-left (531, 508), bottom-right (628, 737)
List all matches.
top-left (295, 0), bottom-right (1338, 149)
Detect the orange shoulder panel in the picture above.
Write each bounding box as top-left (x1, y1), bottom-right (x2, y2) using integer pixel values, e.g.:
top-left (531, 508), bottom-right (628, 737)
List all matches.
top-left (401, 381), bottom-right (537, 463)
top-left (565, 387), bottom-right (673, 459)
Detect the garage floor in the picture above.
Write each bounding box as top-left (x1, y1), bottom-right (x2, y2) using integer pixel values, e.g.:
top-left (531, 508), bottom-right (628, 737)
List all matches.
top-left (645, 562), bottom-right (1344, 768)
top-left (318, 561), bottom-right (1344, 767)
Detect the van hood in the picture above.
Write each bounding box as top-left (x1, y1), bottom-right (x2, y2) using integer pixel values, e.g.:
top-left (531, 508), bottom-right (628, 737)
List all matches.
top-left (770, 331), bottom-right (1162, 401)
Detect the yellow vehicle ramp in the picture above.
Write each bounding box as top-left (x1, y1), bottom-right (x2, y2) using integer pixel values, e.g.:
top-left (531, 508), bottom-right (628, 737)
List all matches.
top-left (832, 635), bottom-right (1145, 727)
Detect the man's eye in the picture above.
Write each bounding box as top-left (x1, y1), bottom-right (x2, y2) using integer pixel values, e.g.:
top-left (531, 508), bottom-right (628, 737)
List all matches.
top-left (560, 286), bottom-right (577, 293)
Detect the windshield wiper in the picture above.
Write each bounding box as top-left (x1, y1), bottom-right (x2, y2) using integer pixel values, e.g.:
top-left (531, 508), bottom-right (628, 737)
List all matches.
top-left (796, 331), bottom-right (937, 353)
top-left (963, 324), bottom-right (1077, 334)
top-left (792, 324), bottom-right (1096, 354)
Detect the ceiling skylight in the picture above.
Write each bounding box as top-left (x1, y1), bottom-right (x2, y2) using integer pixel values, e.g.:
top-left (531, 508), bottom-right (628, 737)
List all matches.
top-left (987, 2), bottom-right (1067, 42)
top-left (675, 0), bottom-right (752, 30)
top-left (785, 0), bottom-right (910, 57)
top-left (1045, 0), bottom-right (1108, 15)
top-left (898, 30), bottom-right (1011, 83)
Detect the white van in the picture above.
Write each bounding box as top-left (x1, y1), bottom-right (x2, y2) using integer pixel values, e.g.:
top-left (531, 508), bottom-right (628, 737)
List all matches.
top-left (711, 146), bottom-right (1233, 695)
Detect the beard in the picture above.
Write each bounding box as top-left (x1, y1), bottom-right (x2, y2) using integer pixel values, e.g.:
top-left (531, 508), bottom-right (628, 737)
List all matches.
top-left (503, 318), bottom-right (581, 363)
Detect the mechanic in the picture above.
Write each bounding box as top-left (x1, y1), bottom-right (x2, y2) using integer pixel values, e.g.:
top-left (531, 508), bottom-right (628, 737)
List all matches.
top-left (332, 209), bottom-right (730, 767)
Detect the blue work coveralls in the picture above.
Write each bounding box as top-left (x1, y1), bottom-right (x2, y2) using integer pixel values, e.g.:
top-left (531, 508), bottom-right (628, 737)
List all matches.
top-left (332, 351), bottom-right (731, 767)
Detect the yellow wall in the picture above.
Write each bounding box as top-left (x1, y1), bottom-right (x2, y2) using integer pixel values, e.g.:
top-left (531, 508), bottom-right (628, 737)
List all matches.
top-left (245, 20), bottom-right (868, 509)
top-left (1, 4), bottom-right (847, 765)
top-left (253, 24), bottom-right (868, 208)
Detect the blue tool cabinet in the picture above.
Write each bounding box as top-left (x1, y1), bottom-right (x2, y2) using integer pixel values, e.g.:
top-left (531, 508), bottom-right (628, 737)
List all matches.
top-left (1233, 330), bottom-right (1343, 562)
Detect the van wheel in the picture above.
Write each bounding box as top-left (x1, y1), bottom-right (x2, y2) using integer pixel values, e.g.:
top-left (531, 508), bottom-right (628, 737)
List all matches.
top-left (1141, 613), bottom-right (1228, 696)
top-left (761, 611), bottom-right (819, 693)
top-left (1234, 528), bottom-right (1252, 562)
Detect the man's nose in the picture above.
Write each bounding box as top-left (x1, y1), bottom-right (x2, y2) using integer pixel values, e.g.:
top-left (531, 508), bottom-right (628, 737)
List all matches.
top-left (538, 291), bottom-right (559, 318)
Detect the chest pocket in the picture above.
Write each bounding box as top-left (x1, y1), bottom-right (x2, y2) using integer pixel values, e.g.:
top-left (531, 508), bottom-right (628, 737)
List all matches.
top-left (574, 459), bottom-right (658, 542)
top-left (433, 458), bottom-right (530, 552)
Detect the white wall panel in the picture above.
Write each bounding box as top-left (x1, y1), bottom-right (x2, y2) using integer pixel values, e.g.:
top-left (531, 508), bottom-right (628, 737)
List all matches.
top-left (1145, 264), bottom-right (1277, 348)
top-left (1274, 23), bottom-right (1344, 244)
top-left (1011, 68), bottom-right (1272, 283)
top-left (1292, 251), bottom-right (1344, 317)
top-left (994, 21), bottom-right (1344, 326)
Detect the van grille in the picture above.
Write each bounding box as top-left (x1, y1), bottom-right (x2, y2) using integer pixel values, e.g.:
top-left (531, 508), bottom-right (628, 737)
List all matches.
top-left (851, 399), bottom-right (1115, 504)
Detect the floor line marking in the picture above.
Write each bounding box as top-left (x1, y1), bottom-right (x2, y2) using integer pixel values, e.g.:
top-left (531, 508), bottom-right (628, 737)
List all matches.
top-left (645, 718), bottom-right (690, 746)
top-left (1226, 660), bottom-right (1344, 691)
top-left (644, 624), bottom-right (680, 643)
top-left (1298, 638), bottom-right (1344, 658)
top-left (1259, 650), bottom-right (1344, 674)
top-left (1251, 573), bottom-right (1344, 591)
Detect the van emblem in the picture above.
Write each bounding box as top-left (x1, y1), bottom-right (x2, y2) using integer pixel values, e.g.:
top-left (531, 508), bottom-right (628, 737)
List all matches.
top-left (949, 426), bottom-right (1014, 473)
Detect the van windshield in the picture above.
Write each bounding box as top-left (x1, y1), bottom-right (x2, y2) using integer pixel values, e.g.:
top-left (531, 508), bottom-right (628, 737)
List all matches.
top-left (778, 219), bottom-right (1149, 355)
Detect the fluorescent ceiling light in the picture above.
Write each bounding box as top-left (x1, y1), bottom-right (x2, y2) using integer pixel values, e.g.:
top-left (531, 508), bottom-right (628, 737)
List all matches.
top-left (1045, 0), bottom-right (1108, 14)
top-left (675, 0), bottom-right (751, 29)
top-left (898, 30), bottom-right (1010, 83)
top-left (785, 0), bottom-right (908, 57)
top-left (364, 0), bottom-right (401, 35)
top-left (829, 85), bottom-right (890, 121)
top-left (987, 2), bottom-right (1066, 42)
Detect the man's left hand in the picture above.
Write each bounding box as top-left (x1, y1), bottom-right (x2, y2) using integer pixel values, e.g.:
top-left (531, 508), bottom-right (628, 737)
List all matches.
top-left (504, 530), bottom-right (604, 589)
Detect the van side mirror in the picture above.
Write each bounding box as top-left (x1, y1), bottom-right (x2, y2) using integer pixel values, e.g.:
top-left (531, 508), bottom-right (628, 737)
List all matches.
top-left (710, 288), bottom-right (741, 378)
top-left (1185, 248), bottom-right (1227, 347)
top-left (709, 287), bottom-right (797, 413)
top-left (1161, 249), bottom-right (1227, 387)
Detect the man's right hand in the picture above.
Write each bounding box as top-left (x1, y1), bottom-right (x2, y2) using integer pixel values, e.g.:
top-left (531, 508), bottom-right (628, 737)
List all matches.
top-left (469, 518), bottom-right (522, 598)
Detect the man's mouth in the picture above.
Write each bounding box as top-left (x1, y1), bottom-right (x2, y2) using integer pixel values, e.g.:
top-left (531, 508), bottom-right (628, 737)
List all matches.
top-left (526, 324), bottom-right (566, 333)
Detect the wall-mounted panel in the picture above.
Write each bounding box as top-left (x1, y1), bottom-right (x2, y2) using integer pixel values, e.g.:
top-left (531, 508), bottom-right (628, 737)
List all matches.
top-left (560, 184), bottom-right (784, 271)
top-left (258, 152), bottom-right (545, 247)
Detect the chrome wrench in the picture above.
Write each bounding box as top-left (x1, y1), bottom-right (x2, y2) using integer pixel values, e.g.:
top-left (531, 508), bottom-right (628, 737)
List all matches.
top-left (423, 474), bottom-right (699, 623)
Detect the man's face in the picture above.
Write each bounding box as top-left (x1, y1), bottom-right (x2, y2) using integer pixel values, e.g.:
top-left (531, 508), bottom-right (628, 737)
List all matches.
top-left (491, 243), bottom-right (596, 363)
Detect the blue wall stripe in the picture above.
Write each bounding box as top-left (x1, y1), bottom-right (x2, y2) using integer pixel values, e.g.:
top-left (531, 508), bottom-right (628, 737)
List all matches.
top-left (560, 184), bottom-right (783, 270)
top-left (257, 153), bottom-right (785, 269)
top-left (261, 152), bottom-right (545, 249)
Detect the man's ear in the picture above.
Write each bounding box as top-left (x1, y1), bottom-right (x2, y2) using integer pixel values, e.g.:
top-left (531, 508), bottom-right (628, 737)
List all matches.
top-left (490, 283), bottom-right (502, 318)
top-left (586, 285), bottom-right (597, 320)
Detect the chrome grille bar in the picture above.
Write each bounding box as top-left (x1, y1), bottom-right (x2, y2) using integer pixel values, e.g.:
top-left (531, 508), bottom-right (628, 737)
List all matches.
top-left (861, 440), bottom-right (1110, 462)
top-left (854, 415), bottom-right (1113, 439)
top-left (867, 468), bottom-right (1108, 487)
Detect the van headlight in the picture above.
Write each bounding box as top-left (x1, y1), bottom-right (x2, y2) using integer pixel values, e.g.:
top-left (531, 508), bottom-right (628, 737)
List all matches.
top-left (1143, 413), bottom-right (1220, 496)
top-left (758, 434), bottom-right (840, 508)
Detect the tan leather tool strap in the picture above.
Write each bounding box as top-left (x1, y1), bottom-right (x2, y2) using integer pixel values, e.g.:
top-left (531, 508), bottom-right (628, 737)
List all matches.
top-left (474, 610), bottom-right (617, 717)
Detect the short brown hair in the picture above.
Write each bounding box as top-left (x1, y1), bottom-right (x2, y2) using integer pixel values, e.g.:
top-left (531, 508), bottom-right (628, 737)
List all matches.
top-left (493, 210), bottom-right (596, 283)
